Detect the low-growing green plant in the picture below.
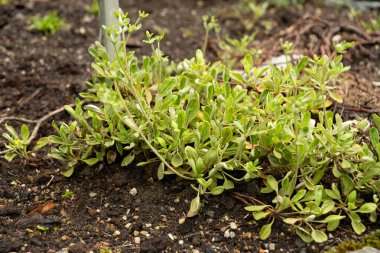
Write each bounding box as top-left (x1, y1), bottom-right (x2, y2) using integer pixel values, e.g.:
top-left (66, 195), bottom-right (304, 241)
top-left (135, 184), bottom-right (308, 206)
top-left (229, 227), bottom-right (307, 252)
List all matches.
top-left (2, 9), bottom-right (379, 243)
top-left (1, 124), bottom-right (48, 161)
top-left (324, 229), bottom-right (380, 252)
top-left (29, 11), bottom-right (67, 35)
top-left (0, 0), bottom-right (10, 5)
top-left (362, 16), bottom-right (380, 33)
top-left (86, 0), bottom-right (99, 15)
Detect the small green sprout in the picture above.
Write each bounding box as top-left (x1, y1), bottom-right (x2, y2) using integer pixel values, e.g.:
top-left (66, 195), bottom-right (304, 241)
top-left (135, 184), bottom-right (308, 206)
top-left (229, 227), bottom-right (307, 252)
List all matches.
top-left (85, 0), bottom-right (99, 15)
top-left (36, 225), bottom-right (49, 233)
top-left (0, 0), bottom-right (10, 5)
top-left (29, 11), bottom-right (68, 36)
top-left (61, 190), bottom-right (74, 199)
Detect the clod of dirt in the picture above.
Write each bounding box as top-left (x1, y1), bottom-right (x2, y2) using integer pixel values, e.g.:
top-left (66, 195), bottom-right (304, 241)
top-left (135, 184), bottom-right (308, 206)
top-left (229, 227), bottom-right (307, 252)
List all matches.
top-left (139, 236), bottom-right (171, 253)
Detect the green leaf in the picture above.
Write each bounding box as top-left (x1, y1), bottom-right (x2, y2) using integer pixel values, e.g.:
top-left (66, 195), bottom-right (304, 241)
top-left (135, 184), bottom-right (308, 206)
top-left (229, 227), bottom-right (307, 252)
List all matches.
top-left (4, 152), bottom-right (17, 162)
top-left (328, 91), bottom-right (343, 103)
top-left (245, 205), bottom-right (268, 212)
top-left (223, 179), bottom-right (234, 190)
top-left (296, 227), bottom-right (313, 243)
top-left (33, 137), bottom-right (49, 151)
top-left (157, 162), bottom-right (164, 180)
top-left (356, 203), bottom-right (378, 213)
top-left (253, 211), bottom-right (270, 220)
top-left (243, 54), bottom-right (253, 75)
top-left (82, 158), bottom-right (98, 166)
top-left (259, 220), bottom-right (273, 240)
top-left (372, 114), bottom-right (380, 130)
top-left (21, 124), bottom-right (30, 141)
top-left (187, 195), bottom-right (200, 217)
top-left (159, 77), bottom-right (177, 96)
top-left (321, 215), bottom-right (345, 223)
top-left (351, 219), bottom-right (366, 235)
top-left (210, 186), bottom-right (224, 195)
top-left (186, 98), bottom-right (200, 124)
top-left (369, 127), bottom-right (379, 146)
top-left (121, 153), bottom-right (135, 167)
top-left (62, 167), bottom-right (74, 177)
top-left (267, 175), bottom-right (278, 192)
top-left (291, 189), bottom-right (307, 203)
top-left (311, 230), bottom-right (328, 243)
top-left (327, 220), bottom-right (340, 231)
top-left (185, 146), bottom-right (197, 161)
top-left (171, 153), bottom-right (183, 167)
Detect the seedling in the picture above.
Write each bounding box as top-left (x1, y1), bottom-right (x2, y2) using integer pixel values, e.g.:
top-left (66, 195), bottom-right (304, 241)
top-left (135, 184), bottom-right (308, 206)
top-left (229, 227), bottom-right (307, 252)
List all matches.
top-left (0, 0), bottom-right (10, 5)
top-left (1, 124), bottom-right (48, 161)
top-left (36, 225), bottom-right (49, 233)
top-left (86, 0), bottom-right (99, 15)
top-left (61, 190), bottom-right (74, 199)
top-left (29, 11), bottom-right (67, 35)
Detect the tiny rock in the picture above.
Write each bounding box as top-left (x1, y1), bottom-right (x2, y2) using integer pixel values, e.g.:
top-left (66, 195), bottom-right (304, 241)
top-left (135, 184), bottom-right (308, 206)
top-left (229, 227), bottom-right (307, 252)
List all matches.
top-left (269, 243), bottom-right (275, 251)
top-left (140, 230), bottom-right (149, 236)
top-left (134, 237), bottom-right (141, 244)
top-left (129, 188), bottom-right (137, 196)
top-left (113, 230), bottom-right (121, 236)
top-left (230, 222), bottom-right (238, 230)
top-left (178, 217), bottom-right (186, 224)
top-left (61, 235), bottom-right (68, 241)
top-left (224, 229), bottom-right (231, 238)
top-left (229, 231), bottom-right (236, 238)
top-left (168, 233), bottom-right (176, 240)
top-left (125, 223), bottom-right (132, 229)
top-left (145, 223), bottom-right (152, 228)
top-left (122, 215), bottom-right (127, 221)
top-left (89, 192), bottom-right (97, 198)
top-left (133, 230), bottom-right (139, 236)
top-left (179, 240), bottom-right (184, 245)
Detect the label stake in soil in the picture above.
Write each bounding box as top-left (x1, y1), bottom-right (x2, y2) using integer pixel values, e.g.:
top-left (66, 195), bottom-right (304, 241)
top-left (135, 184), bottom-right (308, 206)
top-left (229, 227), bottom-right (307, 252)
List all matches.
top-left (97, 0), bottom-right (120, 60)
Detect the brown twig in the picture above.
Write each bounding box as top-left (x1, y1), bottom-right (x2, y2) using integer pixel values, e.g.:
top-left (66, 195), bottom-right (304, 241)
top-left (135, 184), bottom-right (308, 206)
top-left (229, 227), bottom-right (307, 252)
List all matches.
top-left (0, 104), bottom-right (73, 148)
top-left (27, 104), bottom-right (73, 144)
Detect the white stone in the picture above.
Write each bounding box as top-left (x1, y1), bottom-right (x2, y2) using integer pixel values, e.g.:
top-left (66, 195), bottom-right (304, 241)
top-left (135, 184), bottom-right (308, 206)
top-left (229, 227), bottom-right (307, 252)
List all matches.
top-left (129, 188), bottom-right (137, 196)
top-left (230, 222), bottom-right (238, 230)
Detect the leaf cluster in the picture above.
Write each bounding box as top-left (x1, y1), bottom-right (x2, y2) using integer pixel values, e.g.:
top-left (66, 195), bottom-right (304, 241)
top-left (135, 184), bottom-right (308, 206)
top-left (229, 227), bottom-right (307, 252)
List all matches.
top-left (28, 11), bottom-right (67, 36)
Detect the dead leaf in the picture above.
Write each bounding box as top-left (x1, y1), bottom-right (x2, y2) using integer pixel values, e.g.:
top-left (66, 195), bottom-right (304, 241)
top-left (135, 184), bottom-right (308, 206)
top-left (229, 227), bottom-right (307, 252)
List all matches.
top-left (28, 200), bottom-right (56, 215)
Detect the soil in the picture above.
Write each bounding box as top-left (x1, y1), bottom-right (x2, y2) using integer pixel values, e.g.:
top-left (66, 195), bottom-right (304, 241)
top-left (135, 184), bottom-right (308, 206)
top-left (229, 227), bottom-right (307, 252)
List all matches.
top-left (0, 0), bottom-right (380, 252)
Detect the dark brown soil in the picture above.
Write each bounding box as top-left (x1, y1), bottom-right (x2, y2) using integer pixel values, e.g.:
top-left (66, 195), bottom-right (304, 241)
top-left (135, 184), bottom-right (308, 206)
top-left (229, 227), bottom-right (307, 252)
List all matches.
top-left (0, 0), bottom-right (379, 252)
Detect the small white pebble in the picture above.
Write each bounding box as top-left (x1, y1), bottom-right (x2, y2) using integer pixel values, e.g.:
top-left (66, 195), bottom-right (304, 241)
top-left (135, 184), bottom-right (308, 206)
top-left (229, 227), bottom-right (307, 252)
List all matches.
top-left (125, 223), bottom-right (132, 229)
top-left (113, 230), bottom-right (121, 236)
top-left (178, 217), bottom-right (186, 224)
top-left (229, 231), bottom-right (236, 238)
top-left (104, 203), bottom-right (109, 208)
top-left (134, 237), bottom-right (141, 244)
top-left (89, 192), bottom-right (97, 198)
top-left (224, 229), bottom-right (230, 238)
top-left (168, 233), bottom-right (176, 240)
top-left (230, 222), bottom-right (237, 230)
top-left (122, 215), bottom-right (127, 221)
top-left (169, 207), bottom-right (175, 211)
top-left (129, 188), bottom-right (137, 196)
top-left (145, 223), bottom-right (152, 228)
top-left (179, 240), bottom-right (184, 245)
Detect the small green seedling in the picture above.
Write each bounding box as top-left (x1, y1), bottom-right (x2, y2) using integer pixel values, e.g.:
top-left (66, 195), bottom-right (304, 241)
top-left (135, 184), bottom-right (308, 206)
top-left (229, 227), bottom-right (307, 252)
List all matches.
top-left (1, 124), bottom-right (48, 161)
top-left (29, 11), bottom-right (67, 35)
top-left (36, 225), bottom-right (49, 233)
top-left (86, 0), bottom-right (99, 15)
top-left (61, 190), bottom-right (74, 199)
top-left (0, 0), bottom-right (10, 5)
top-left (362, 16), bottom-right (380, 33)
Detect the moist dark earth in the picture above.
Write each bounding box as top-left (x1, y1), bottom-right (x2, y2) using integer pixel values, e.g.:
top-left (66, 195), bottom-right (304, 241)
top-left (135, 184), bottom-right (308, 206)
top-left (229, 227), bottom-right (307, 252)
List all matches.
top-left (0, 0), bottom-right (380, 252)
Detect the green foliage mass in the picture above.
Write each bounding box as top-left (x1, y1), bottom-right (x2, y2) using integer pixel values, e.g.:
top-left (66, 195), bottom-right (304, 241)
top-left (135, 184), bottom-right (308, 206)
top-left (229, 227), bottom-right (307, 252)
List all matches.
top-left (29, 11), bottom-right (67, 36)
top-left (325, 230), bottom-right (380, 252)
top-left (2, 10), bottom-right (379, 243)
